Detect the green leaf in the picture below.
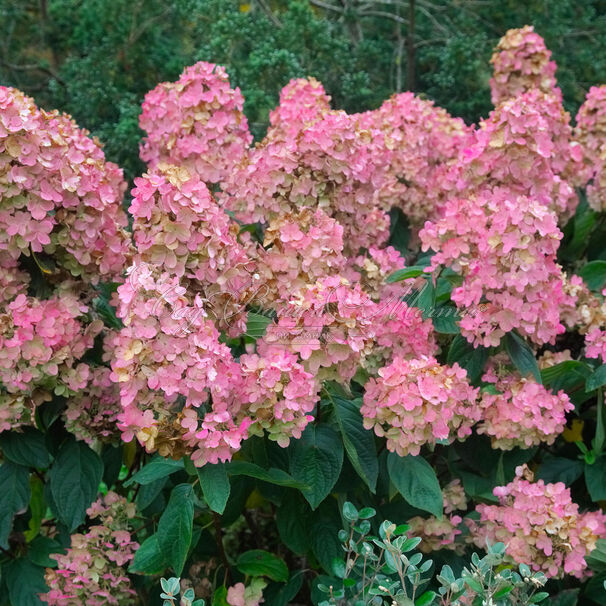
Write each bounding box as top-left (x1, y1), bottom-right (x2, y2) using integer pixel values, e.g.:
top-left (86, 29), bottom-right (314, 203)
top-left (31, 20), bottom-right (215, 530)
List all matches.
top-left (289, 425), bottom-right (343, 510)
top-left (415, 591), bottom-right (436, 606)
top-left (329, 392), bottom-right (378, 492)
top-left (0, 428), bottom-right (51, 468)
top-left (212, 586), bottom-right (229, 606)
top-left (587, 366), bottom-right (606, 391)
top-left (226, 461), bottom-right (306, 488)
top-left (157, 483), bottom-right (195, 575)
top-left (5, 558), bottom-right (48, 606)
top-left (49, 439), bottom-right (103, 531)
top-left (27, 535), bottom-right (63, 568)
top-left (276, 495), bottom-right (310, 555)
top-left (432, 308), bottom-right (460, 334)
top-left (387, 453), bottom-right (443, 518)
top-left (447, 335), bottom-right (488, 383)
top-left (504, 331), bottom-right (541, 383)
top-left (246, 311), bottom-right (273, 339)
top-left (263, 571), bottom-right (304, 606)
top-left (579, 260), bottom-right (606, 291)
top-left (386, 266), bottom-right (426, 283)
top-left (130, 534), bottom-right (167, 575)
top-left (24, 475), bottom-right (44, 542)
top-left (537, 456), bottom-right (583, 486)
top-left (310, 503), bottom-right (342, 573)
top-left (136, 477), bottom-right (167, 511)
top-left (415, 279), bottom-right (435, 320)
top-left (197, 463), bottom-right (230, 514)
top-left (0, 462), bottom-right (31, 548)
top-left (236, 549), bottom-right (288, 582)
top-left (549, 589), bottom-right (579, 606)
top-left (125, 456), bottom-right (184, 486)
top-left (585, 456), bottom-right (606, 501)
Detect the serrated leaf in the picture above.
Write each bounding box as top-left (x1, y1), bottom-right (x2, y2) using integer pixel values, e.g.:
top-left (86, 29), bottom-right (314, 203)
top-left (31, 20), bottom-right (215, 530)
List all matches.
top-left (246, 311), bottom-right (274, 339)
top-left (236, 549), bottom-right (288, 582)
top-left (587, 365), bottom-right (606, 391)
top-left (504, 331), bottom-right (541, 383)
top-left (585, 456), bottom-right (606, 501)
top-left (49, 440), bottom-right (103, 531)
top-left (579, 260), bottom-right (606, 291)
top-left (197, 462), bottom-right (230, 514)
top-left (0, 462), bottom-right (31, 548)
top-left (125, 456), bottom-right (184, 487)
top-left (226, 461), bottom-right (306, 488)
top-left (276, 494), bottom-right (310, 555)
top-left (447, 335), bottom-right (488, 383)
top-left (289, 425), bottom-right (343, 510)
top-left (157, 483), bottom-right (195, 575)
top-left (387, 453), bottom-right (443, 518)
top-left (130, 534), bottom-right (167, 575)
top-left (0, 428), bottom-right (51, 469)
top-left (329, 392), bottom-right (378, 492)
top-left (5, 558), bottom-right (48, 606)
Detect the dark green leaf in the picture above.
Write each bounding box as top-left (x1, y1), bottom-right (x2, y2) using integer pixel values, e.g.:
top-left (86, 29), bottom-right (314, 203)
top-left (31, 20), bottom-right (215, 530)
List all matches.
top-left (432, 308), bottom-right (460, 334)
top-left (0, 462), bottom-right (31, 548)
top-left (538, 456), bottom-right (583, 486)
top-left (289, 425), bottom-right (343, 509)
top-left (5, 558), bottom-right (48, 606)
top-left (27, 536), bottom-right (63, 568)
top-left (129, 534), bottom-right (167, 575)
top-left (276, 495), bottom-right (310, 555)
top-left (310, 503), bottom-right (342, 573)
top-left (136, 477), bottom-right (168, 511)
top-left (49, 440), bottom-right (103, 531)
top-left (387, 453), bottom-right (443, 517)
top-left (236, 549), bottom-right (288, 582)
top-left (579, 260), bottom-right (606, 291)
top-left (226, 461), bottom-right (306, 488)
top-left (124, 455), bottom-right (184, 487)
top-left (447, 335), bottom-right (488, 383)
top-left (386, 266), bottom-right (426, 283)
top-left (586, 456), bottom-right (606, 501)
top-left (549, 589), bottom-right (579, 606)
top-left (197, 462), bottom-right (230, 514)
top-left (504, 331), bottom-right (541, 383)
top-left (329, 393), bottom-right (378, 492)
top-left (157, 483), bottom-right (194, 575)
top-left (587, 365), bottom-right (606, 391)
top-left (0, 428), bottom-right (51, 468)
top-left (246, 311), bottom-right (274, 339)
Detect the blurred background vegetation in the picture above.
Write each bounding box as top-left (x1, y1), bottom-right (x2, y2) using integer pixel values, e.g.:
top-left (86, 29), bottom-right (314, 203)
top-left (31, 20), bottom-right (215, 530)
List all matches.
top-left (1, 0), bottom-right (606, 180)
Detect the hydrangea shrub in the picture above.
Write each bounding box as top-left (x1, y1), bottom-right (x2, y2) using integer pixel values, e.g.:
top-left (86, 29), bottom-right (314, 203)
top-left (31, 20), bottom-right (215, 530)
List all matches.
top-left (1, 25), bottom-right (606, 606)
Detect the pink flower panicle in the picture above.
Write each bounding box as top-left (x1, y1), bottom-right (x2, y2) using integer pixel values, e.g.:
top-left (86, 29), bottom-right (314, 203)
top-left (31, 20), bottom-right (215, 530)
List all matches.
top-left (407, 479), bottom-right (468, 554)
top-left (110, 268), bottom-right (250, 466)
top-left (240, 348), bottom-right (319, 447)
top-left (361, 356), bottom-right (480, 456)
top-left (490, 26), bottom-right (561, 105)
top-left (477, 354), bottom-right (573, 449)
top-left (468, 465), bottom-right (606, 579)
top-left (0, 86), bottom-right (130, 283)
top-left (139, 61), bottom-right (252, 187)
top-left (421, 188), bottom-right (566, 347)
top-left (42, 492), bottom-right (139, 606)
top-left (575, 85), bottom-right (606, 211)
